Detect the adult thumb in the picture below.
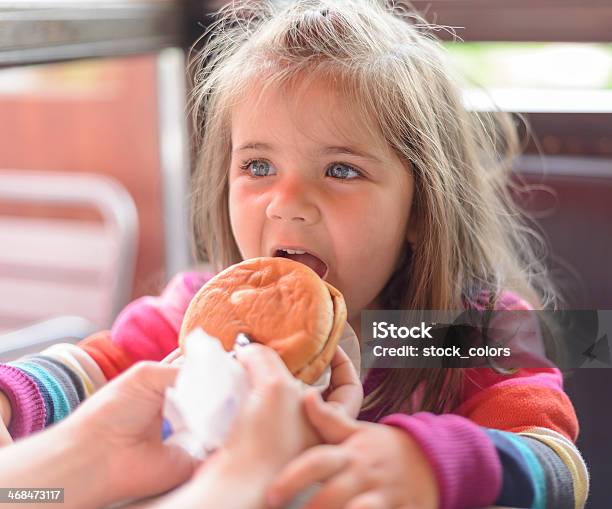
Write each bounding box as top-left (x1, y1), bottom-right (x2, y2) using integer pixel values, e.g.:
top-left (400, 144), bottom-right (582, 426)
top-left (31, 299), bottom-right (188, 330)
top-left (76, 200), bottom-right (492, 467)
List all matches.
top-left (155, 442), bottom-right (199, 494)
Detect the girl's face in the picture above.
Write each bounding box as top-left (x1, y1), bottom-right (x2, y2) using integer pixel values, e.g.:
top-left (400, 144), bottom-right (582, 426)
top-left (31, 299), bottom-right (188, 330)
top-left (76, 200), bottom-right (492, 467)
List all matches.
top-left (228, 78), bottom-right (415, 327)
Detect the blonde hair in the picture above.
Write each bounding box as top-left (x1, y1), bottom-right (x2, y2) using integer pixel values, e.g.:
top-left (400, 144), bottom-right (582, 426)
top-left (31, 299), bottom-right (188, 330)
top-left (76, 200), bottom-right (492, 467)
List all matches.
top-left (189, 0), bottom-right (557, 416)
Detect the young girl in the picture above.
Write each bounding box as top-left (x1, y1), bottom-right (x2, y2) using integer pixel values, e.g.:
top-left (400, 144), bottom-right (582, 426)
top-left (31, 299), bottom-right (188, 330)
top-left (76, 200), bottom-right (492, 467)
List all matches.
top-left (0, 0), bottom-right (588, 507)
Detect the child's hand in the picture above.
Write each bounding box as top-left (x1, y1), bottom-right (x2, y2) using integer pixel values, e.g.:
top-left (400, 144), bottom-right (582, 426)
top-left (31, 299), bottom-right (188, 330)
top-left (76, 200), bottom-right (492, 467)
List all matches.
top-left (267, 390), bottom-right (439, 509)
top-left (0, 391), bottom-right (12, 446)
top-left (0, 422), bottom-right (10, 447)
top-left (321, 346), bottom-right (363, 418)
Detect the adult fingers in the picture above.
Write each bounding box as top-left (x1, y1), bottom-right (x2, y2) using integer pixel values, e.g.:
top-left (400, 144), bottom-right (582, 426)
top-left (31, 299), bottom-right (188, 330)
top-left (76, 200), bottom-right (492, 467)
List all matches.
top-left (235, 343), bottom-right (292, 388)
top-left (118, 362), bottom-right (180, 399)
top-left (160, 348), bottom-right (182, 364)
top-left (154, 442), bottom-right (199, 493)
top-left (120, 442), bottom-right (199, 502)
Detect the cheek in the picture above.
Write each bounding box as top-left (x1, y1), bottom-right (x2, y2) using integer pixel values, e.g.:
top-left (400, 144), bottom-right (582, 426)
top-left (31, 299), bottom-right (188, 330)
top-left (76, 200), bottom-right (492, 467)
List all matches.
top-left (228, 183), bottom-right (241, 235)
top-left (328, 188), bottom-right (411, 305)
top-left (330, 192), bottom-right (407, 257)
top-left (228, 181), bottom-right (265, 256)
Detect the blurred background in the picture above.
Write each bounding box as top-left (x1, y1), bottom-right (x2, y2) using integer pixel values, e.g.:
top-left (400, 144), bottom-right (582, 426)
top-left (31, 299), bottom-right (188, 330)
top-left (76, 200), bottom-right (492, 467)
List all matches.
top-left (0, 1), bottom-right (611, 506)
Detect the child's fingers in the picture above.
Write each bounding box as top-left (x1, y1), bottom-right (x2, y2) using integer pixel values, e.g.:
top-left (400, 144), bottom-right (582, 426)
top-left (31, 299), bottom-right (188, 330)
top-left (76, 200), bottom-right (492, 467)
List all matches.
top-left (325, 347), bottom-right (363, 417)
top-left (329, 346), bottom-right (358, 386)
top-left (301, 472), bottom-right (363, 509)
top-left (0, 392), bottom-right (12, 446)
top-left (267, 444), bottom-right (349, 508)
top-left (0, 421), bottom-right (12, 447)
top-left (304, 389), bottom-right (359, 444)
top-left (324, 383), bottom-right (363, 419)
top-left (344, 491), bottom-right (388, 509)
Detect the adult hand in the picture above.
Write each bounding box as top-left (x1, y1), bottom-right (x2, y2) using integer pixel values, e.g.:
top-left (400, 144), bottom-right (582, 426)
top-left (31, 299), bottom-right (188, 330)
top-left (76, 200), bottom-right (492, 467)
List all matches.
top-left (160, 348), bottom-right (183, 366)
top-left (64, 362), bottom-right (197, 506)
top-left (0, 362), bottom-right (196, 509)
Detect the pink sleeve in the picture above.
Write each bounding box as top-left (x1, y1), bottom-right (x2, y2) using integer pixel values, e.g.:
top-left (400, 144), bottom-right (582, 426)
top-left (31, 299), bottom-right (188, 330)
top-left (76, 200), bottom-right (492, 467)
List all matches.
top-left (380, 412), bottom-right (502, 509)
top-left (110, 271), bottom-right (213, 362)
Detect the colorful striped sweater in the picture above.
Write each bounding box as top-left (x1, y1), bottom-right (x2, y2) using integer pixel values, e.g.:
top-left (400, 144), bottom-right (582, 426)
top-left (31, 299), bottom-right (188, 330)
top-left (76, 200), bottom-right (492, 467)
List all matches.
top-left (0, 272), bottom-right (589, 509)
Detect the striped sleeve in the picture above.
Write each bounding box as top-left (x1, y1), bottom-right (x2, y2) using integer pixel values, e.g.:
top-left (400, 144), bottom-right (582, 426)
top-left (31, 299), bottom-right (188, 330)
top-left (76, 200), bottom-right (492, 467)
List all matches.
top-left (0, 365), bottom-right (46, 438)
top-left (41, 343), bottom-right (98, 397)
top-left (519, 427), bottom-right (589, 509)
top-left (8, 362), bottom-right (71, 424)
top-left (0, 271), bottom-right (211, 438)
top-left (478, 426), bottom-right (585, 509)
top-left (42, 342), bottom-right (107, 393)
top-left (79, 331), bottom-right (136, 381)
top-left (519, 434), bottom-right (575, 509)
top-left (23, 356), bottom-right (82, 411)
top-left (35, 356), bottom-right (86, 402)
top-left (446, 366), bottom-right (589, 509)
top-left (482, 429), bottom-right (540, 507)
top-left (453, 366), bottom-right (588, 506)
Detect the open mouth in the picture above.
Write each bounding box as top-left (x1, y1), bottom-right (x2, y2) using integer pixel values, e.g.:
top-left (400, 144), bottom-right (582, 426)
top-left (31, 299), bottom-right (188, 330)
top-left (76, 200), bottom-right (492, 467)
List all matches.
top-left (273, 248), bottom-right (329, 279)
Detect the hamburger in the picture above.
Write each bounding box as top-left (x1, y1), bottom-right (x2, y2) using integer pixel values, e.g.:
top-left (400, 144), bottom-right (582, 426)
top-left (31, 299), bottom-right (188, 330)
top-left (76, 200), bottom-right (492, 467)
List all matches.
top-left (178, 257), bottom-right (347, 384)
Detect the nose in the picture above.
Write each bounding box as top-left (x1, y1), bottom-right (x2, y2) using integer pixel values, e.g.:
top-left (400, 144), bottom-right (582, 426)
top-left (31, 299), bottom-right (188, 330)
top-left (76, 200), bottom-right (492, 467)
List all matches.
top-left (265, 175), bottom-right (320, 225)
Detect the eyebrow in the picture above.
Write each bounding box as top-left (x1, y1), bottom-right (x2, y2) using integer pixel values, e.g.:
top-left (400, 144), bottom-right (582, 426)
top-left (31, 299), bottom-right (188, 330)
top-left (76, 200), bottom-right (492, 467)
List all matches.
top-left (233, 142), bottom-right (383, 163)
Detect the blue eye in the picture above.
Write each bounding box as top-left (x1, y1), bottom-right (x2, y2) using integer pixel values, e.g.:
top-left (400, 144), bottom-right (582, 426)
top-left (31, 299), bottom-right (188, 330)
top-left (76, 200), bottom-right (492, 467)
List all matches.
top-left (239, 159), bottom-right (276, 177)
top-left (326, 163), bottom-right (361, 180)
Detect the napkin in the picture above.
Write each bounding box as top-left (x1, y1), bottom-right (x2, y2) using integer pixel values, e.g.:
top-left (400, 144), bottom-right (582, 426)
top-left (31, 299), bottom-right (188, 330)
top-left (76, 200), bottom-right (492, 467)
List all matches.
top-left (163, 324), bottom-right (360, 459)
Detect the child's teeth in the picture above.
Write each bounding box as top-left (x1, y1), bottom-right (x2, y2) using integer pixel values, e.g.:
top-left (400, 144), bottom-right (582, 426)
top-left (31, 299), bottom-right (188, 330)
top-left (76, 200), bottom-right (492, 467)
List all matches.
top-left (285, 249), bottom-right (306, 255)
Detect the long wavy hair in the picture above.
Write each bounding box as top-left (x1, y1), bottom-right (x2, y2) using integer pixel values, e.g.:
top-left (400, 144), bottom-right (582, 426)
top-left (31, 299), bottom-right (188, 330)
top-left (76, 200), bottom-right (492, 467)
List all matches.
top-left (188, 0), bottom-right (557, 416)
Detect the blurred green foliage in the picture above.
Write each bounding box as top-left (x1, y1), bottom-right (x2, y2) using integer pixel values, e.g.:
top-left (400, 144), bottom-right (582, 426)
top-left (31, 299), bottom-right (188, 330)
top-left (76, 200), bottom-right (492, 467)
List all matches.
top-left (443, 42), bottom-right (612, 90)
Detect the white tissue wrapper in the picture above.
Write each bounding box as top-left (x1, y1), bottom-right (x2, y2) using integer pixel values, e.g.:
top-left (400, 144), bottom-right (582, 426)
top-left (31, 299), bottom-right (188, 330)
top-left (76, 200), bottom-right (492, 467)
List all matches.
top-left (163, 323), bottom-right (361, 459)
top-left (163, 328), bottom-right (249, 458)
